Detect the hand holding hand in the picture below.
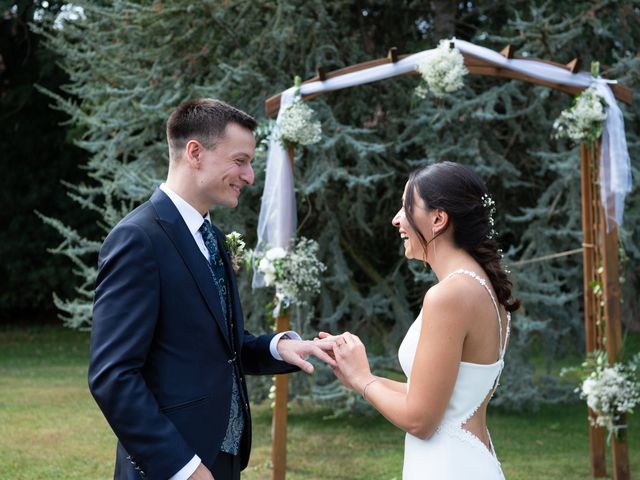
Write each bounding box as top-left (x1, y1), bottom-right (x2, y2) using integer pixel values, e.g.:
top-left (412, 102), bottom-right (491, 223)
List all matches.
top-left (188, 462), bottom-right (214, 480)
top-left (314, 331), bottom-right (340, 360)
top-left (328, 331), bottom-right (374, 393)
top-left (277, 338), bottom-right (337, 374)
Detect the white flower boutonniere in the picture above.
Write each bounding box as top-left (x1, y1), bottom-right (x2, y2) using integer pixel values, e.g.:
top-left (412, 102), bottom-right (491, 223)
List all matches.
top-left (225, 231), bottom-right (246, 273)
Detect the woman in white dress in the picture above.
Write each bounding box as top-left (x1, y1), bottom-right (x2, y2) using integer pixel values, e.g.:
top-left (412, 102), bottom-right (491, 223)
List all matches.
top-left (327, 161), bottom-right (520, 479)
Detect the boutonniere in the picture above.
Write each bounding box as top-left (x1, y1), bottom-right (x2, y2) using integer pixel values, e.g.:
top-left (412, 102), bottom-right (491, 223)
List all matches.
top-left (224, 231), bottom-right (246, 273)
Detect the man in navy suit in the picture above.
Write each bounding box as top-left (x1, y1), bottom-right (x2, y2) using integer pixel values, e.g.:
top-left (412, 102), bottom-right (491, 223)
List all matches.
top-left (89, 99), bottom-right (336, 480)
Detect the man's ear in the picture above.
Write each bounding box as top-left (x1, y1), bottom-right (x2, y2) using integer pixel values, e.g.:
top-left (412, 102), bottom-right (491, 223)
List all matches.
top-left (185, 140), bottom-right (203, 169)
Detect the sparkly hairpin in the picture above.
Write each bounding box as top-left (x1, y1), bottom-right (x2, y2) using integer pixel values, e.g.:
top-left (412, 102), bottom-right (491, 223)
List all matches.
top-left (481, 193), bottom-right (497, 239)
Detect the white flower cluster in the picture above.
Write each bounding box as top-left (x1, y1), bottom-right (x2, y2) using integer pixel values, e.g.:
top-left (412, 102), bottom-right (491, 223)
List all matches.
top-left (579, 351), bottom-right (640, 436)
top-left (256, 237), bottom-right (326, 313)
top-left (553, 85), bottom-right (608, 145)
top-left (224, 231), bottom-right (246, 272)
top-left (257, 246), bottom-right (287, 287)
top-left (416, 39), bottom-right (468, 98)
top-left (278, 100), bottom-right (322, 147)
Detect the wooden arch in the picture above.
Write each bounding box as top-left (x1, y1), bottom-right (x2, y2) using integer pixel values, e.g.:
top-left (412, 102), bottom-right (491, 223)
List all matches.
top-left (264, 45), bottom-right (633, 480)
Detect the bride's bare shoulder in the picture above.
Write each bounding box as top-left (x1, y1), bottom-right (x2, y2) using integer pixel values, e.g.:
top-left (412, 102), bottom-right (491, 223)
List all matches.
top-left (422, 275), bottom-right (486, 325)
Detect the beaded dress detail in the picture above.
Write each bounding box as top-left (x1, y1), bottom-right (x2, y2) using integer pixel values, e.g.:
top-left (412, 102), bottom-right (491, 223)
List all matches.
top-left (398, 269), bottom-right (510, 479)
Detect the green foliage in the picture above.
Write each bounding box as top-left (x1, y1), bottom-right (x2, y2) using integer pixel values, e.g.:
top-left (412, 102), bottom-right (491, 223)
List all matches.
top-left (0, 1), bottom-right (93, 320)
top-left (42, 0), bottom-right (640, 410)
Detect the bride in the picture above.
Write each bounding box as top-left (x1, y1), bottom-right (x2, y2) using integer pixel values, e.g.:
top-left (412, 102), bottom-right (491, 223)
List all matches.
top-left (325, 161), bottom-right (520, 479)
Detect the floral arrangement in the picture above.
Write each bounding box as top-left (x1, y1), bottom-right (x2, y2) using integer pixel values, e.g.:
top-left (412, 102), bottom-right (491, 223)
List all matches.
top-left (255, 237), bottom-right (326, 315)
top-left (553, 85), bottom-right (608, 145)
top-left (553, 62), bottom-right (608, 145)
top-left (415, 38), bottom-right (468, 98)
top-left (562, 350), bottom-right (640, 439)
top-left (277, 76), bottom-right (322, 148)
top-left (224, 231), bottom-right (246, 273)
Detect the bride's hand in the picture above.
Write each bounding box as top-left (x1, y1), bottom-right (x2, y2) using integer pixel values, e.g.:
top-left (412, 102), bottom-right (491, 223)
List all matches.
top-left (332, 332), bottom-right (373, 393)
top-left (314, 331), bottom-right (338, 360)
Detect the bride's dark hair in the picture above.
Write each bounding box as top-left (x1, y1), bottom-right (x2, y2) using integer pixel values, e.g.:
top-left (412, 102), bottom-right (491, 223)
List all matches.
top-left (404, 161), bottom-right (520, 312)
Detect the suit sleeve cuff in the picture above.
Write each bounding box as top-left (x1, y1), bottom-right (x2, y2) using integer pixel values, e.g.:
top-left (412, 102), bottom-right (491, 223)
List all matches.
top-left (270, 331), bottom-right (302, 361)
top-left (169, 455), bottom-right (201, 480)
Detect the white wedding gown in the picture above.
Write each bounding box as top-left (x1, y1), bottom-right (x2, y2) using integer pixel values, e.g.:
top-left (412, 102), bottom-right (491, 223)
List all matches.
top-left (398, 269), bottom-right (510, 479)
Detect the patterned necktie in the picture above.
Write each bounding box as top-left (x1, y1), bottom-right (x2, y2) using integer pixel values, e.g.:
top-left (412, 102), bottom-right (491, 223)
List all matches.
top-left (198, 219), bottom-right (245, 454)
top-left (198, 219), bottom-right (229, 321)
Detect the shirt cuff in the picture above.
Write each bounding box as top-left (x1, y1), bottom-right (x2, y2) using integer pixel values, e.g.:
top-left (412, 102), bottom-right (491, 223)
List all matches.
top-left (270, 331), bottom-right (302, 361)
top-left (169, 455), bottom-right (201, 480)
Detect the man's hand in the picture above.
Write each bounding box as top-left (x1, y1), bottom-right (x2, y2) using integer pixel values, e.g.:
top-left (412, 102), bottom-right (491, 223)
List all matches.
top-left (188, 462), bottom-right (214, 480)
top-left (276, 338), bottom-right (337, 374)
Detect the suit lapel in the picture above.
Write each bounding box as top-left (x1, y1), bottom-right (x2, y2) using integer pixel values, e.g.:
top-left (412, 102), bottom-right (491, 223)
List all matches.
top-left (213, 225), bottom-right (244, 344)
top-left (149, 189), bottom-right (232, 350)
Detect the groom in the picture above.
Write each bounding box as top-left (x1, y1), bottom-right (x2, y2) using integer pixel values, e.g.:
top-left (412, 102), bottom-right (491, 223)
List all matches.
top-left (89, 98), bottom-right (335, 480)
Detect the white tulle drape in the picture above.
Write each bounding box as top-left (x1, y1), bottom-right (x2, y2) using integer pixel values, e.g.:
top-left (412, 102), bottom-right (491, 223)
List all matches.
top-left (452, 39), bottom-right (631, 232)
top-left (253, 40), bottom-right (631, 286)
top-left (252, 89), bottom-right (297, 288)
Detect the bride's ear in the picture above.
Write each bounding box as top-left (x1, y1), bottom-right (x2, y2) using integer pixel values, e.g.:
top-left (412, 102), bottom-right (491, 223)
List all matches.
top-left (432, 209), bottom-right (449, 234)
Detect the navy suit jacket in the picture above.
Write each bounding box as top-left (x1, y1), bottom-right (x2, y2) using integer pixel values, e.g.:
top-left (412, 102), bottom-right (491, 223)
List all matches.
top-left (88, 189), bottom-right (296, 479)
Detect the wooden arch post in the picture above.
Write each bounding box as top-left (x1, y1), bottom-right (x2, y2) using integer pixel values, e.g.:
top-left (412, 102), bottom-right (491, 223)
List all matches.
top-left (580, 141), bottom-right (628, 479)
top-left (264, 45), bottom-right (632, 480)
top-left (270, 145), bottom-right (296, 480)
top-left (271, 310), bottom-right (290, 480)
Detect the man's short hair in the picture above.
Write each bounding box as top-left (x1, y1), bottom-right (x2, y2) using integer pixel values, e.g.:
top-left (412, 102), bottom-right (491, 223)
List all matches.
top-left (166, 98), bottom-right (257, 157)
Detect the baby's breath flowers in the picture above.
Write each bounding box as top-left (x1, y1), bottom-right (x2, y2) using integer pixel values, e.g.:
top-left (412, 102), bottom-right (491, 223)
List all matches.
top-left (562, 350), bottom-right (640, 439)
top-left (255, 237), bottom-right (326, 315)
top-left (553, 62), bottom-right (607, 145)
top-left (277, 76), bottom-right (322, 148)
top-left (416, 39), bottom-right (468, 98)
top-left (553, 84), bottom-right (607, 145)
top-left (278, 101), bottom-right (322, 148)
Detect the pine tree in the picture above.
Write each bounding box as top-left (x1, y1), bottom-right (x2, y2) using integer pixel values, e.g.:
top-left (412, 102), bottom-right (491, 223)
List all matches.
top-left (0, 0), bottom-right (93, 320)
top-left (42, 0), bottom-right (640, 410)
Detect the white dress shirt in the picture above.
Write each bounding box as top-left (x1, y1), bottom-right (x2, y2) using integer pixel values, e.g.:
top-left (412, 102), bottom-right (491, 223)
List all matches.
top-left (159, 184), bottom-right (299, 480)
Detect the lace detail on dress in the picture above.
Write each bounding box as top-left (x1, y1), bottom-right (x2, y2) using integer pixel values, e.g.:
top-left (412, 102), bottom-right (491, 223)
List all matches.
top-left (436, 422), bottom-right (502, 467)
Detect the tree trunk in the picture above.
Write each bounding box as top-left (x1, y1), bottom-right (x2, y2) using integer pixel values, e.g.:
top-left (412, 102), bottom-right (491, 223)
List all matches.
top-left (430, 0), bottom-right (457, 42)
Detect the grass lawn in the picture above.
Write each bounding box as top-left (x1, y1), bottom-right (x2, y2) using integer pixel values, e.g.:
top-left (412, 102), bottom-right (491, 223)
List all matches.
top-left (1, 325), bottom-right (638, 479)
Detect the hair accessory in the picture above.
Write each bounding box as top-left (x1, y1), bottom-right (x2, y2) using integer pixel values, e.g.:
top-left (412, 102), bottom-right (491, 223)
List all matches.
top-left (481, 193), bottom-right (497, 239)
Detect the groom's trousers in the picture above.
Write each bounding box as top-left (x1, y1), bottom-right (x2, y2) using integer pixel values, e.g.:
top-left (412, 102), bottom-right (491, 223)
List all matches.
top-left (212, 452), bottom-right (241, 480)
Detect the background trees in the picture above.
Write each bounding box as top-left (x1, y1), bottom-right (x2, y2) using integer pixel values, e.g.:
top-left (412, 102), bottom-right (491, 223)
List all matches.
top-left (10, 0), bottom-right (639, 409)
top-left (0, 1), bottom-right (92, 322)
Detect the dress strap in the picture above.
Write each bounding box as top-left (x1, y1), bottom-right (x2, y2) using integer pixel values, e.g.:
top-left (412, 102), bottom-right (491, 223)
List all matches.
top-left (444, 269), bottom-right (508, 360)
